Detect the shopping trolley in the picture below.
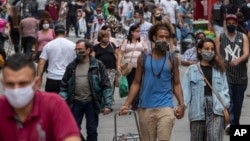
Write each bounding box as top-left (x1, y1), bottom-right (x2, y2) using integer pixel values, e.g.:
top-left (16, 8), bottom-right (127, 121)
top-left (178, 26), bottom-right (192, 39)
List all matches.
top-left (5, 34), bottom-right (14, 58)
top-left (113, 110), bottom-right (141, 141)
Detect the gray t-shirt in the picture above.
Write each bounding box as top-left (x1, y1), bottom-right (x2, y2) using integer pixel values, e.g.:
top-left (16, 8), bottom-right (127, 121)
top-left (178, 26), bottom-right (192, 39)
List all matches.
top-left (75, 62), bottom-right (93, 102)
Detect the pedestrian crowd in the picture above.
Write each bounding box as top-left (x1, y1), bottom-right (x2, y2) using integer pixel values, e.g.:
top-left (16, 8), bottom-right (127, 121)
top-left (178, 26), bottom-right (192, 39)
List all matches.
top-left (0, 0), bottom-right (250, 141)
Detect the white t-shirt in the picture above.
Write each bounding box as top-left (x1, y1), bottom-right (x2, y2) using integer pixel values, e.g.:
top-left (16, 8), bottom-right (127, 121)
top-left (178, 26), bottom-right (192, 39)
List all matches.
top-left (40, 37), bottom-right (76, 80)
top-left (37, 0), bottom-right (47, 10)
top-left (118, 0), bottom-right (134, 17)
top-left (160, 0), bottom-right (179, 24)
top-left (91, 22), bottom-right (105, 41)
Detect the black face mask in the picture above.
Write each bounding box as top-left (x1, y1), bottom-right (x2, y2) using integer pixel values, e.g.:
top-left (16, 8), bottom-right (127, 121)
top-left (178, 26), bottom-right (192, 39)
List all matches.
top-left (155, 15), bottom-right (162, 21)
top-left (76, 51), bottom-right (86, 61)
top-left (155, 40), bottom-right (170, 52)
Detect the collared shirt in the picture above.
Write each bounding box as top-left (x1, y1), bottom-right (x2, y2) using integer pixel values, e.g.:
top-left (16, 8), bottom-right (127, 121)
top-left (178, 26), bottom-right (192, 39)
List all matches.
top-left (0, 91), bottom-right (80, 141)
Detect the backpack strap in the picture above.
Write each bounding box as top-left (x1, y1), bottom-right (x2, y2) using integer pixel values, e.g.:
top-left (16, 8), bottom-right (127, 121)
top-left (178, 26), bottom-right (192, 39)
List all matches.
top-left (168, 51), bottom-right (176, 72)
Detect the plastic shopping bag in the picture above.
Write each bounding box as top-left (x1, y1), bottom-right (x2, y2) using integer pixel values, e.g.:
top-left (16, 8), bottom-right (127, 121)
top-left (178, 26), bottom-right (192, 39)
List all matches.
top-left (119, 75), bottom-right (129, 98)
top-left (78, 17), bottom-right (87, 34)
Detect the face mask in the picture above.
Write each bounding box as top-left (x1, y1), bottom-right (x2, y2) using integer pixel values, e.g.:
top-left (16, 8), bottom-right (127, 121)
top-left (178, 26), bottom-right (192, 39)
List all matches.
top-left (226, 25), bottom-right (236, 33)
top-left (71, 1), bottom-right (76, 5)
top-left (201, 50), bottom-right (215, 61)
top-left (155, 40), bottom-right (170, 52)
top-left (42, 24), bottom-right (50, 29)
top-left (134, 18), bottom-right (140, 24)
top-left (77, 51), bottom-right (86, 61)
top-left (155, 15), bottom-right (162, 21)
top-left (4, 82), bottom-right (35, 109)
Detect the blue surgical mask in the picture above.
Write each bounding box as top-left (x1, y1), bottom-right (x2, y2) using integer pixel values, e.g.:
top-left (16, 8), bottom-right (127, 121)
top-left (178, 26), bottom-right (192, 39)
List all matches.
top-left (201, 50), bottom-right (215, 61)
top-left (227, 25), bottom-right (236, 33)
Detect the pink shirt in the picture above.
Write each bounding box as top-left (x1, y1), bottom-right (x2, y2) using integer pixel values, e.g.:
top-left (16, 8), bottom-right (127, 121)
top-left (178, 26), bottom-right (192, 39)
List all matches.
top-left (37, 29), bottom-right (55, 51)
top-left (121, 38), bottom-right (148, 68)
top-left (0, 91), bottom-right (80, 141)
top-left (20, 17), bottom-right (38, 38)
top-left (0, 18), bottom-right (7, 32)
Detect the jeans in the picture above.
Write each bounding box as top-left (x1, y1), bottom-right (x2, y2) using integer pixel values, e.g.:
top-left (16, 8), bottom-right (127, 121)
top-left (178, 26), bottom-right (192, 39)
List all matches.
top-left (180, 23), bottom-right (191, 39)
top-left (71, 100), bottom-right (98, 141)
top-left (228, 83), bottom-right (247, 125)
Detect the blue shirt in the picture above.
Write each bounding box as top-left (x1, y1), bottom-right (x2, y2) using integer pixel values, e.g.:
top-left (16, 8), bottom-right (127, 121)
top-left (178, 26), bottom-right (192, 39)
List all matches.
top-left (138, 53), bottom-right (174, 108)
top-left (178, 5), bottom-right (191, 24)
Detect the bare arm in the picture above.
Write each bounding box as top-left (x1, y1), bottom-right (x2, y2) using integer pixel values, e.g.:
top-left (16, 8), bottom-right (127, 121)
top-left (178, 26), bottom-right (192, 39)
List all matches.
top-left (238, 34), bottom-right (249, 62)
top-left (63, 136), bottom-right (81, 141)
top-left (115, 48), bottom-right (122, 73)
top-left (215, 35), bottom-right (221, 58)
top-left (37, 58), bottom-right (46, 77)
top-left (120, 55), bottom-right (143, 114)
top-left (172, 56), bottom-right (185, 119)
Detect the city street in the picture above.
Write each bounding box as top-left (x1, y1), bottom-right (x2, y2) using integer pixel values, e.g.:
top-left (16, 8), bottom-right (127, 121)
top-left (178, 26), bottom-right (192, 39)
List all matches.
top-left (1, 34), bottom-right (250, 141)
top-left (66, 35), bottom-right (250, 141)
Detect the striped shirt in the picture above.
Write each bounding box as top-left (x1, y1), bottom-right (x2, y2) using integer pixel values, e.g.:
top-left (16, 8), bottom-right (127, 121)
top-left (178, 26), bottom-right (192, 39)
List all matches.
top-left (219, 32), bottom-right (247, 84)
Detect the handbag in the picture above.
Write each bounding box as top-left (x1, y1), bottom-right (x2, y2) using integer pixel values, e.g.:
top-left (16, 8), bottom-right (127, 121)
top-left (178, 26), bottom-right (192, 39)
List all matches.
top-left (121, 41), bottom-right (136, 76)
top-left (196, 64), bottom-right (230, 125)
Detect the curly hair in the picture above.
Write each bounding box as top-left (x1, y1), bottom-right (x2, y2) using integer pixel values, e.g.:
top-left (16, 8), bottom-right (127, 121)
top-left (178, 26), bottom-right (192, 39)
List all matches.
top-left (148, 22), bottom-right (172, 42)
top-left (196, 38), bottom-right (225, 72)
top-left (39, 11), bottom-right (52, 30)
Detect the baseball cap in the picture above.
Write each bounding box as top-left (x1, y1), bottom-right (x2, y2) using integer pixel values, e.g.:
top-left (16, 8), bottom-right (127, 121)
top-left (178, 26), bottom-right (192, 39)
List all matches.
top-left (54, 24), bottom-right (65, 32)
top-left (225, 14), bottom-right (238, 22)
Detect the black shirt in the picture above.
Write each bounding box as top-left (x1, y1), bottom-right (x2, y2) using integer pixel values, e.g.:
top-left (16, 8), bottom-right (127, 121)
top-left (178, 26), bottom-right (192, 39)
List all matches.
top-left (201, 64), bottom-right (212, 96)
top-left (93, 43), bottom-right (116, 69)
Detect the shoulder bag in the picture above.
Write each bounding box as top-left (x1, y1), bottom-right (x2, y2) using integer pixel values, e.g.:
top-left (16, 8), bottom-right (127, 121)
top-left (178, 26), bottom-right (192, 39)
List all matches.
top-left (196, 64), bottom-right (229, 125)
top-left (121, 41), bottom-right (136, 76)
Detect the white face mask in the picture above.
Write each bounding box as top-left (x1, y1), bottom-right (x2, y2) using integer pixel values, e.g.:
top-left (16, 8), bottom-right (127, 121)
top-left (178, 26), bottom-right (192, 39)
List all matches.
top-left (71, 1), bottom-right (76, 5)
top-left (3, 82), bottom-right (35, 109)
top-left (42, 24), bottom-right (50, 29)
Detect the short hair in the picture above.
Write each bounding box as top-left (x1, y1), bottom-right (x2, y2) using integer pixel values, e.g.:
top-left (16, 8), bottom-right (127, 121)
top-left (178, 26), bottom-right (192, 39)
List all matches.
top-left (3, 53), bottom-right (36, 77)
top-left (76, 39), bottom-right (93, 52)
top-left (54, 24), bottom-right (66, 36)
top-left (135, 10), bottom-right (144, 16)
top-left (148, 23), bottom-right (172, 42)
top-left (101, 25), bottom-right (110, 30)
top-left (97, 30), bottom-right (109, 42)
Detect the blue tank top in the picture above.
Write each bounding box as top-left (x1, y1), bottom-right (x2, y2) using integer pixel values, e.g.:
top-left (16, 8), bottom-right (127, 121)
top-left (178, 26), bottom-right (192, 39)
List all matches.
top-left (138, 53), bottom-right (174, 108)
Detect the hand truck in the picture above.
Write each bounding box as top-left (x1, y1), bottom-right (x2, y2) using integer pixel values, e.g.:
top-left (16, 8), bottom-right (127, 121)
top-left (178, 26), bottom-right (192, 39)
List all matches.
top-left (113, 110), bottom-right (141, 141)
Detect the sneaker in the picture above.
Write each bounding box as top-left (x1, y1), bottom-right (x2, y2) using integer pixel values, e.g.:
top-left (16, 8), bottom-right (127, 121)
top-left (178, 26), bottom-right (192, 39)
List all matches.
top-left (225, 124), bottom-right (230, 135)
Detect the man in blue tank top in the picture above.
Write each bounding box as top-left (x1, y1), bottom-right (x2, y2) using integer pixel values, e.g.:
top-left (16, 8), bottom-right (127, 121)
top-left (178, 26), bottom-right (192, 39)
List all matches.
top-left (120, 23), bottom-right (185, 141)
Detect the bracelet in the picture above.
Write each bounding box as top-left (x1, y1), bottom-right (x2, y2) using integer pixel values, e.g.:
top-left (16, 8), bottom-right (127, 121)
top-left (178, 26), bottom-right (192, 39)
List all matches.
top-left (123, 105), bottom-right (129, 108)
